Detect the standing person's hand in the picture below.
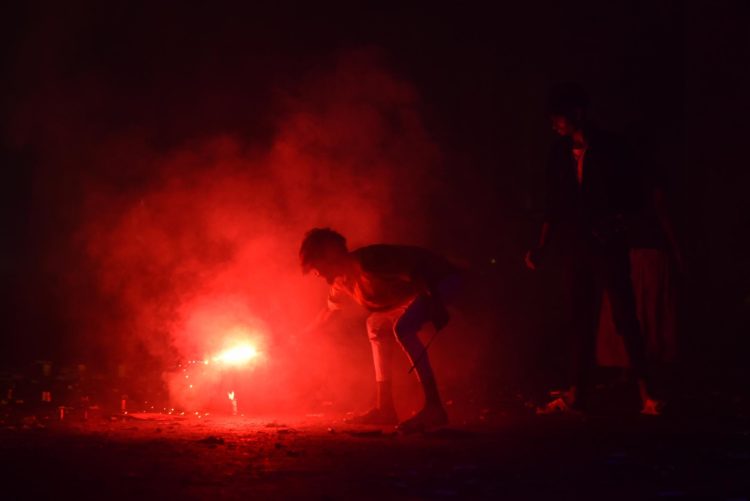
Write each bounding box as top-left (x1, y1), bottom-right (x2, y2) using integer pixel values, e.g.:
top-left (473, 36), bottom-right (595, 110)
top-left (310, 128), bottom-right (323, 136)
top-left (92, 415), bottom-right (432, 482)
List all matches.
top-left (524, 246), bottom-right (546, 271)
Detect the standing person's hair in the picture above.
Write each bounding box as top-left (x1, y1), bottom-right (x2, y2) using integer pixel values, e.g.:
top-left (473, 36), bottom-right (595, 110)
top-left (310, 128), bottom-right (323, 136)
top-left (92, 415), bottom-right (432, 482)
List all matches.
top-left (546, 82), bottom-right (590, 121)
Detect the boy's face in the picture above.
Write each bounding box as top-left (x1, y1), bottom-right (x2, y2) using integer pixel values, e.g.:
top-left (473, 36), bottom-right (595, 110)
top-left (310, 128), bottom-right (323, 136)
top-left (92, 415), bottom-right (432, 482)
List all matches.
top-left (310, 249), bottom-right (349, 285)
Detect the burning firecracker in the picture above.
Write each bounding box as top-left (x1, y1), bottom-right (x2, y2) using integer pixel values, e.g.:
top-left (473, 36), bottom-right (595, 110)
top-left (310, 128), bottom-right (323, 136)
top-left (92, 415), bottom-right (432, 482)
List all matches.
top-left (167, 333), bottom-right (266, 415)
top-left (211, 344), bottom-right (259, 367)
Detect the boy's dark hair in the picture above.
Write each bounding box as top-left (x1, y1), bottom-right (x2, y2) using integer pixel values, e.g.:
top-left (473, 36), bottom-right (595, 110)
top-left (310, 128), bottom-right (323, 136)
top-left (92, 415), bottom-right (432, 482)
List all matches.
top-left (299, 228), bottom-right (347, 273)
top-left (546, 82), bottom-right (590, 119)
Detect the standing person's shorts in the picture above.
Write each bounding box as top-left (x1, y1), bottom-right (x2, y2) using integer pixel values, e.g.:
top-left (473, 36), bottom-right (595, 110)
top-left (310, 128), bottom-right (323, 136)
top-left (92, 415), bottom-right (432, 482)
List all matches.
top-left (597, 248), bottom-right (677, 366)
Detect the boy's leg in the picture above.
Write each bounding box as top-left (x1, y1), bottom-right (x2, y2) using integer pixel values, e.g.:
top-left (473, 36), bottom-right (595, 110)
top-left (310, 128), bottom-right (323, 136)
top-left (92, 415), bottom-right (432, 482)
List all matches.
top-left (367, 311), bottom-right (396, 387)
top-left (394, 296), bottom-right (447, 431)
top-left (345, 312), bottom-right (398, 425)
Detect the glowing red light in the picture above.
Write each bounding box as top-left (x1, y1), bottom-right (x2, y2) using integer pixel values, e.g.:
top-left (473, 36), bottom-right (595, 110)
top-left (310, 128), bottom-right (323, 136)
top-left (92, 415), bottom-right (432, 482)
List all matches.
top-left (211, 343), bottom-right (259, 366)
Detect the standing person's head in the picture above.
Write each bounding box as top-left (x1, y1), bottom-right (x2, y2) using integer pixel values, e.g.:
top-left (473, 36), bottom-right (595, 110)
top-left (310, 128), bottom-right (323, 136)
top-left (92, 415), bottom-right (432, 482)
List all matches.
top-left (299, 228), bottom-right (350, 284)
top-left (546, 83), bottom-right (589, 137)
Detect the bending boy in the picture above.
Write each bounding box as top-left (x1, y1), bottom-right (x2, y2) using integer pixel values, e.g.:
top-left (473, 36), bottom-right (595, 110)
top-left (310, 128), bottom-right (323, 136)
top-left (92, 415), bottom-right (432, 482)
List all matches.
top-left (300, 228), bottom-right (461, 432)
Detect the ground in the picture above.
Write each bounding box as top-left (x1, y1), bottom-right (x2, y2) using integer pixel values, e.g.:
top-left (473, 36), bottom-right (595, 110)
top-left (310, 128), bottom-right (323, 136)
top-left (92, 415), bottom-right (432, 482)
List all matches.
top-left (1, 407), bottom-right (749, 500)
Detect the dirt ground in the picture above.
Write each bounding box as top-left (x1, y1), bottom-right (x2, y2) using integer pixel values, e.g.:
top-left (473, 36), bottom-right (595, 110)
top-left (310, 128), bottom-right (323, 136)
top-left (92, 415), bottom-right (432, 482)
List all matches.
top-left (1, 408), bottom-right (749, 500)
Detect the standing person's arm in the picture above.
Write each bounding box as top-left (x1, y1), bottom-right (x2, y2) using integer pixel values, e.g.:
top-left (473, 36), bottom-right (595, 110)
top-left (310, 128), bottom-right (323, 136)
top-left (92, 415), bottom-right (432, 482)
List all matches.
top-left (653, 187), bottom-right (685, 273)
top-left (525, 222), bottom-right (551, 270)
top-left (526, 146), bottom-right (561, 271)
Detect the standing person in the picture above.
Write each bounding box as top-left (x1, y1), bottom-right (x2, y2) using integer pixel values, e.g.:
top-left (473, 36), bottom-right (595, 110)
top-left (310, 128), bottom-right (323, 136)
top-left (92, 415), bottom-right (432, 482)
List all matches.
top-left (300, 228), bottom-right (462, 432)
top-left (597, 152), bottom-right (683, 369)
top-left (525, 83), bottom-right (661, 415)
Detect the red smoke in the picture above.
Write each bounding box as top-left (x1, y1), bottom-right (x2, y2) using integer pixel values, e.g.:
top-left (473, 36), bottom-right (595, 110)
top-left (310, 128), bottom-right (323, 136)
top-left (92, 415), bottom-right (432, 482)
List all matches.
top-left (74, 50), bottom-right (443, 413)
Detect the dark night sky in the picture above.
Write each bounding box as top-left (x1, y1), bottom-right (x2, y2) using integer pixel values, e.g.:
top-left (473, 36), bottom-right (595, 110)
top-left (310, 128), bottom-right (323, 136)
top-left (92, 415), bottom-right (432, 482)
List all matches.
top-left (0, 1), bottom-right (748, 377)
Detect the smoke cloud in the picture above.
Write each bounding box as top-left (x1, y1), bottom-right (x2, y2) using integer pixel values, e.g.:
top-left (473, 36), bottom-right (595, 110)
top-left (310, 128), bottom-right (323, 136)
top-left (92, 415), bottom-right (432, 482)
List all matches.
top-left (64, 49), bottom-right (443, 412)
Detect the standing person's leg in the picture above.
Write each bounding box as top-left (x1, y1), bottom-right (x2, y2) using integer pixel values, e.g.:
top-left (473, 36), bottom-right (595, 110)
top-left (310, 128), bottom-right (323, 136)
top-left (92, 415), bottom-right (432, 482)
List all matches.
top-left (630, 248), bottom-right (677, 364)
top-left (598, 246), bottom-right (659, 413)
top-left (393, 295), bottom-right (448, 432)
top-left (568, 259), bottom-right (599, 410)
top-left (346, 312), bottom-right (399, 424)
top-left (536, 245), bottom-right (598, 414)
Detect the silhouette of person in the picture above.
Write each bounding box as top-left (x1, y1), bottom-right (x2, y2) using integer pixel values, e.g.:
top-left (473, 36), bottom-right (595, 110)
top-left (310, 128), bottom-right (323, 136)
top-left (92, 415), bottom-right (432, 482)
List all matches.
top-left (597, 145), bottom-right (682, 369)
top-left (526, 83), bottom-right (661, 415)
top-left (300, 228), bottom-right (462, 432)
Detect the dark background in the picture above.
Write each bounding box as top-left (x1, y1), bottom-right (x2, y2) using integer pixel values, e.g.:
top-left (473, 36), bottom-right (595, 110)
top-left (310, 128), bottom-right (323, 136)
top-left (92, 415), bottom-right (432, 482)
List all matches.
top-left (0, 2), bottom-right (748, 399)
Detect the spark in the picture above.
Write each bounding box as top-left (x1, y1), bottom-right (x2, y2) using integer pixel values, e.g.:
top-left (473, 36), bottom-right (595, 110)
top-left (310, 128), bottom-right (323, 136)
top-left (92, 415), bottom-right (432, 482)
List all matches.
top-left (228, 391), bottom-right (238, 415)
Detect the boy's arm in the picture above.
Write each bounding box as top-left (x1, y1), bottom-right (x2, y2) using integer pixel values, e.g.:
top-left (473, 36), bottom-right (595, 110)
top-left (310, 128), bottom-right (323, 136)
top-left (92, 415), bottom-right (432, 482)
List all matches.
top-left (304, 283), bottom-right (345, 335)
top-left (303, 306), bottom-right (339, 335)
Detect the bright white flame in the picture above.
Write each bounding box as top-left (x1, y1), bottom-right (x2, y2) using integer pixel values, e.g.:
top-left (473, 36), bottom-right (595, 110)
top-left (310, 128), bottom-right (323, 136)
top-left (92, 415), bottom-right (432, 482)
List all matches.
top-left (228, 391), bottom-right (235, 401)
top-left (212, 344), bottom-right (259, 366)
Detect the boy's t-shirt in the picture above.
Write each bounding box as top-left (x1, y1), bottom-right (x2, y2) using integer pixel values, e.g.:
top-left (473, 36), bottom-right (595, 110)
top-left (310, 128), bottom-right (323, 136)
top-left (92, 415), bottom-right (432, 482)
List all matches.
top-left (327, 244), bottom-right (459, 313)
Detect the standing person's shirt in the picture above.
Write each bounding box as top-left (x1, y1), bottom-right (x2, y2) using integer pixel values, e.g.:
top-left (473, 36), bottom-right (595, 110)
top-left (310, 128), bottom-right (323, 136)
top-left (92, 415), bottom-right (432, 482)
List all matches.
top-left (327, 245), bottom-right (460, 313)
top-left (626, 159), bottom-right (670, 250)
top-left (544, 128), bottom-right (638, 245)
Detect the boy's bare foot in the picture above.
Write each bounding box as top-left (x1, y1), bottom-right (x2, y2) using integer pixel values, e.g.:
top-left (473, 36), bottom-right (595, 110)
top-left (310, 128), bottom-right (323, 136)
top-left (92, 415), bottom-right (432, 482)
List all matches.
top-left (344, 407), bottom-right (398, 425)
top-left (396, 404), bottom-right (448, 434)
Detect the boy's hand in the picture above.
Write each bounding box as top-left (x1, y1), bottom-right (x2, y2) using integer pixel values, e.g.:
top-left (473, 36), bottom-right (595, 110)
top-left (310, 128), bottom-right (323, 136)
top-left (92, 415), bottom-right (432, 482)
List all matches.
top-left (303, 307), bottom-right (337, 336)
